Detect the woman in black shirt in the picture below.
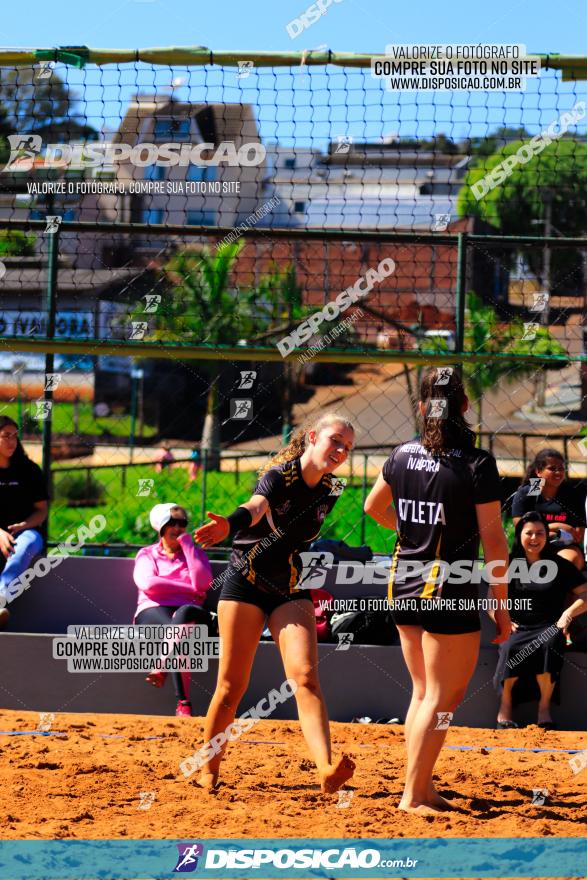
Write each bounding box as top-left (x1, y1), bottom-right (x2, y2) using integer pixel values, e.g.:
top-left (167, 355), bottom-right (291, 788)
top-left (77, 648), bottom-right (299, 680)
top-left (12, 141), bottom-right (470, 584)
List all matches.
top-left (365, 367), bottom-right (512, 815)
top-left (512, 449), bottom-right (585, 570)
top-left (494, 511), bottom-right (587, 729)
top-left (192, 411), bottom-right (355, 794)
top-left (0, 416), bottom-right (48, 626)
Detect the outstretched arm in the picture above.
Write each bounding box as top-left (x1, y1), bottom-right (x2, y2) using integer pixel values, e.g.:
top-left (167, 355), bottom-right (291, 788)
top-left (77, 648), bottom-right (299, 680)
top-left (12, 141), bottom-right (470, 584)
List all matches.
top-left (194, 494), bottom-right (269, 548)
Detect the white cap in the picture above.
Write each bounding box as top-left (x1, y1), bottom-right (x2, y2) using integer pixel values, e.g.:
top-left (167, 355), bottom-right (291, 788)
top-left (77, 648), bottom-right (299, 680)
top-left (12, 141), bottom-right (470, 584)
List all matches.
top-left (149, 503), bottom-right (181, 534)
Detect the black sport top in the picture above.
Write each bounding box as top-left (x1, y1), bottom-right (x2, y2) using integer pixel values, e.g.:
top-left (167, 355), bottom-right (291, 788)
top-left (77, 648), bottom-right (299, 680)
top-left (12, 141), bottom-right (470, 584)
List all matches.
top-left (512, 482), bottom-right (586, 529)
top-left (382, 441), bottom-right (502, 599)
top-left (509, 553), bottom-right (585, 628)
top-left (230, 457), bottom-right (340, 593)
top-left (0, 457), bottom-right (49, 532)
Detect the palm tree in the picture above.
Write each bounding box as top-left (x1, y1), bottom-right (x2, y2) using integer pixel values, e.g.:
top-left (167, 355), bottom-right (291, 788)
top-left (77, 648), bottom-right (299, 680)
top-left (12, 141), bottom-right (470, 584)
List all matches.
top-left (130, 240), bottom-right (245, 469)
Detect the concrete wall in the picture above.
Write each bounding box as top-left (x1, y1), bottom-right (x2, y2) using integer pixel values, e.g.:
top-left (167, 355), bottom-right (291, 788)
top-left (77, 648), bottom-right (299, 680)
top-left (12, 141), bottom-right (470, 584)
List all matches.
top-left (2, 558), bottom-right (586, 729)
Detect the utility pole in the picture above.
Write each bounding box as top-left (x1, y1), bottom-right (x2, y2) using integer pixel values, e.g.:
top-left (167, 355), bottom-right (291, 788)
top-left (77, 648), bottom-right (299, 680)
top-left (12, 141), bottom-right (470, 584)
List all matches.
top-left (536, 191), bottom-right (552, 407)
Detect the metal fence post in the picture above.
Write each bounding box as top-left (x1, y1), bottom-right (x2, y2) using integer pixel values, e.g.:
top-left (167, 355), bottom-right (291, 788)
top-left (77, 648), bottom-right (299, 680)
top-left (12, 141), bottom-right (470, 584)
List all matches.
top-left (200, 448), bottom-right (208, 525)
top-left (455, 231), bottom-right (467, 364)
top-left (41, 221), bottom-right (59, 540)
top-left (360, 453), bottom-right (368, 544)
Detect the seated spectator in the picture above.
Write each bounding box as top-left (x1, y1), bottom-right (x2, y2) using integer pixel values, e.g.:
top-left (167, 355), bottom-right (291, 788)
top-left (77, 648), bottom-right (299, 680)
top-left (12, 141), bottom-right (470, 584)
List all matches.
top-left (512, 449), bottom-right (586, 570)
top-left (154, 446), bottom-right (174, 473)
top-left (494, 512), bottom-right (587, 729)
top-left (188, 447), bottom-right (201, 482)
top-left (133, 503), bottom-right (213, 716)
top-left (0, 416), bottom-right (48, 627)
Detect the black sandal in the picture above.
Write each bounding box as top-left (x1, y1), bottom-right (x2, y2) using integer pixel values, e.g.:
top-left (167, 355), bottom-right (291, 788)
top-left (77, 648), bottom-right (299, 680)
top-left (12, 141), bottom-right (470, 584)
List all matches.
top-left (537, 721), bottom-right (557, 730)
top-left (497, 720), bottom-right (519, 729)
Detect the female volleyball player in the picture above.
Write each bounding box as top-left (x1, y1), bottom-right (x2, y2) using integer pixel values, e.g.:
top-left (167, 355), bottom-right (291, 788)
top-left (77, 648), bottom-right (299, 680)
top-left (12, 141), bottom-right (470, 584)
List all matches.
top-left (193, 412), bottom-right (356, 793)
top-left (365, 367), bottom-right (512, 815)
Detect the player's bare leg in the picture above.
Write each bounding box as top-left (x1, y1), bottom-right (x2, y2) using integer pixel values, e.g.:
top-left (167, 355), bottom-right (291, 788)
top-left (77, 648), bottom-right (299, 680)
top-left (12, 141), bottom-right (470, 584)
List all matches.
top-left (269, 599), bottom-right (355, 794)
top-left (398, 630), bottom-right (479, 813)
top-left (198, 600), bottom-right (265, 789)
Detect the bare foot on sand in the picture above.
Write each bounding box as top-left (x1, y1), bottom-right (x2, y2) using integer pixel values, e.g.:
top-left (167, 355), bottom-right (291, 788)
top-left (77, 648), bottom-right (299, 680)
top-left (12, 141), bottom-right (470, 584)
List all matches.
top-left (319, 755), bottom-right (356, 794)
top-left (398, 799), bottom-right (448, 816)
top-left (198, 771), bottom-right (219, 791)
top-left (427, 787), bottom-right (459, 811)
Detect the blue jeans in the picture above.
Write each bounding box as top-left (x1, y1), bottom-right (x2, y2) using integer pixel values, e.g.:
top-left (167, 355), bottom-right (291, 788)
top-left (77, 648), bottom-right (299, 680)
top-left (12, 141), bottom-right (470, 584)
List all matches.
top-left (0, 529), bottom-right (44, 606)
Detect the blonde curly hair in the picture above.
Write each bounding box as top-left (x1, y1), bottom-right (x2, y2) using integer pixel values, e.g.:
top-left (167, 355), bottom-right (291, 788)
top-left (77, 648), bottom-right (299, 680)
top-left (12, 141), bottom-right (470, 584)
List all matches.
top-left (257, 411), bottom-right (354, 477)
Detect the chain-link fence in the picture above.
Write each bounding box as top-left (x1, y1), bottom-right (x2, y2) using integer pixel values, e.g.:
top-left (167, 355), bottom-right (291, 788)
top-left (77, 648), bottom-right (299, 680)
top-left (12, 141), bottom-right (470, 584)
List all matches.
top-left (0, 48), bottom-right (586, 553)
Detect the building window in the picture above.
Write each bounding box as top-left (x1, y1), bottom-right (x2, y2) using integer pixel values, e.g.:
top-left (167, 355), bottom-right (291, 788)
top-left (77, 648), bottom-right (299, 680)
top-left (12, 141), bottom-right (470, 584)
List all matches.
top-left (186, 210), bottom-right (215, 226)
top-left (144, 165), bottom-right (166, 181)
top-left (153, 118), bottom-right (191, 141)
top-left (284, 157), bottom-right (296, 169)
top-left (293, 201), bottom-right (306, 213)
top-left (143, 208), bottom-right (164, 224)
top-left (187, 165), bottom-right (217, 183)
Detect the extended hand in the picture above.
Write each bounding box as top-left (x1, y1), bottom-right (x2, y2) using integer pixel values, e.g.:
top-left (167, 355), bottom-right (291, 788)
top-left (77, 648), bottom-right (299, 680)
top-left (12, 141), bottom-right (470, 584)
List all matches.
top-left (193, 512), bottom-right (230, 548)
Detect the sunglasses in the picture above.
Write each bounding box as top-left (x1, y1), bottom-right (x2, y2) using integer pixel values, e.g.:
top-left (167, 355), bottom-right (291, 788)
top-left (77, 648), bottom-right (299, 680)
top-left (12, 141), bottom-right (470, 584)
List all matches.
top-left (166, 518), bottom-right (188, 528)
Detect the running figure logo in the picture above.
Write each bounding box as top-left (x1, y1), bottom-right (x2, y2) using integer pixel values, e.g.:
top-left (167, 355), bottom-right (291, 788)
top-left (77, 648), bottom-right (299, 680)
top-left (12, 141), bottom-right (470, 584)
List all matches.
top-left (329, 477), bottom-right (347, 496)
top-left (32, 401), bottom-right (53, 420)
top-left (531, 788), bottom-right (548, 805)
top-left (137, 479), bottom-right (155, 497)
top-left (434, 367), bottom-right (453, 386)
top-left (434, 711), bottom-right (453, 730)
top-left (432, 213), bottom-right (451, 232)
top-left (230, 399), bottom-right (253, 420)
top-left (45, 216), bottom-right (62, 234)
top-left (336, 633), bottom-right (354, 651)
top-left (527, 477), bottom-right (544, 497)
top-left (336, 789), bottom-right (354, 808)
top-left (426, 399), bottom-right (448, 419)
top-left (137, 790), bottom-right (156, 810)
top-left (297, 552), bottom-right (334, 589)
top-left (143, 294), bottom-right (161, 313)
top-left (44, 373), bottom-right (62, 391)
top-left (237, 370), bottom-right (257, 390)
top-left (173, 843), bottom-right (204, 873)
top-left (129, 322), bottom-right (149, 340)
top-left (37, 712), bottom-right (55, 732)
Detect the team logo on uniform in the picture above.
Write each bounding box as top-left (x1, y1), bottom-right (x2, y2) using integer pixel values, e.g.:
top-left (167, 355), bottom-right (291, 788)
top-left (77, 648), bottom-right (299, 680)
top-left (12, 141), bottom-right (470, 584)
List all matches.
top-left (316, 504), bottom-right (329, 522)
top-left (275, 500), bottom-right (291, 515)
top-left (173, 843), bottom-right (204, 873)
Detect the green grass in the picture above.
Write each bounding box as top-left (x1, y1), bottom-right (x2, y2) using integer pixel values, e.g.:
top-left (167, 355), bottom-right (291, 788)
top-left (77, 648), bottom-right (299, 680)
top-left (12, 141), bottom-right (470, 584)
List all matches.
top-left (0, 400), bottom-right (157, 439)
top-left (49, 465), bottom-right (397, 555)
top-left (50, 464), bottom-right (515, 557)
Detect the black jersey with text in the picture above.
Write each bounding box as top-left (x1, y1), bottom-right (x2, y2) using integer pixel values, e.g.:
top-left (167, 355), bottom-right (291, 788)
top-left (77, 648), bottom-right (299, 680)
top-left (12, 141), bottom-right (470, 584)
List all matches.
top-left (511, 482), bottom-right (586, 528)
top-left (382, 441), bottom-right (502, 599)
top-left (229, 457), bottom-right (341, 593)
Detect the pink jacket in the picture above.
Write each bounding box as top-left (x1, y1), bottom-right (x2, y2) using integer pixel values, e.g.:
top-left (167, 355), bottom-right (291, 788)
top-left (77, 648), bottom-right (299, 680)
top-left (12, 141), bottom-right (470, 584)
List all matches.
top-left (133, 532), bottom-right (213, 619)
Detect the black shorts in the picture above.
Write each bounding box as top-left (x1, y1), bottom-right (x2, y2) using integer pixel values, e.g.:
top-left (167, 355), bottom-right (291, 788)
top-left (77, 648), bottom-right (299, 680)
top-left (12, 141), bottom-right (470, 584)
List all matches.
top-left (219, 569), bottom-right (313, 617)
top-left (390, 597), bottom-right (481, 635)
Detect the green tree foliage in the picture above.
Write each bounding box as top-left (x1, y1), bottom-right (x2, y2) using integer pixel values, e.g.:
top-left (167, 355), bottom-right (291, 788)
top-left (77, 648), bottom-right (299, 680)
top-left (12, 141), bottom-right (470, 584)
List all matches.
top-left (457, 138), bottom-right (587, 287)
top-left (0, 68), bottom-right (98, 143)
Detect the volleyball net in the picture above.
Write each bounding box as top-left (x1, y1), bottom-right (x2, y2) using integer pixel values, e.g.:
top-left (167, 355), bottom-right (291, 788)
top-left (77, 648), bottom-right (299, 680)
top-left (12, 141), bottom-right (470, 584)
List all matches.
top-left (0, 47), bottom-right (586, 545)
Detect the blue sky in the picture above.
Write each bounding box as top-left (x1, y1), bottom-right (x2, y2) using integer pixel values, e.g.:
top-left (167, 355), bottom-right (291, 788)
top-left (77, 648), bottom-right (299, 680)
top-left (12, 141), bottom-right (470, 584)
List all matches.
top-left (2, 0), bottom-right (586, 146)
top-left (2, 0), bottom-right (586, 54)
